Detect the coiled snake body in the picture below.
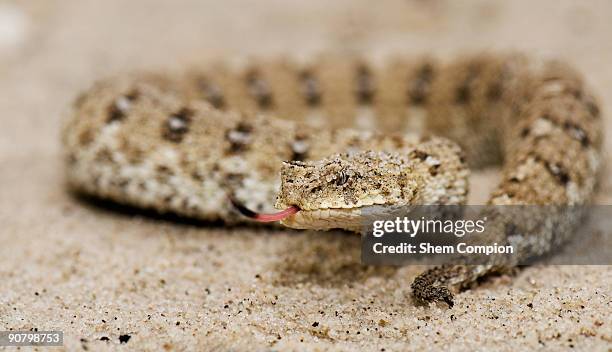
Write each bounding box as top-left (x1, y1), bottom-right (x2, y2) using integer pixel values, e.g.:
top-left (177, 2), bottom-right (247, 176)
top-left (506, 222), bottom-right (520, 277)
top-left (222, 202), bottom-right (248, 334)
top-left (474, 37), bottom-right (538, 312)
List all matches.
top-left (62, 53), bottom-right (603, 306)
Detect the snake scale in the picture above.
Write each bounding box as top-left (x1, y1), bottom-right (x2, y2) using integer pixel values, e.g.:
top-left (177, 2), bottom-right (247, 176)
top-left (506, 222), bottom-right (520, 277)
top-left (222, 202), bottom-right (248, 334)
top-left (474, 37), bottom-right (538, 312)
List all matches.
top-left (62, 53), bottom-right (603, 306)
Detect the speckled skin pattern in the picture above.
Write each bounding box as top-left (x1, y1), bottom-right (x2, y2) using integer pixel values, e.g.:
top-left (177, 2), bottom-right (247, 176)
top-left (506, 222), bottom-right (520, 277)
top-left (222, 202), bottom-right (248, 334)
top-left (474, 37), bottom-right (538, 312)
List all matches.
top-left (62, 53), bottom-right (603, 306)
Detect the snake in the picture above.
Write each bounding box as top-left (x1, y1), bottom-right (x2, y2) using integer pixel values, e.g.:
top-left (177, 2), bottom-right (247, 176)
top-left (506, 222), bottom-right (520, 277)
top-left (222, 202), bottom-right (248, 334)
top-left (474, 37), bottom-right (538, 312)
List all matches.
top-left (61, 53), bottom-right (603, 307)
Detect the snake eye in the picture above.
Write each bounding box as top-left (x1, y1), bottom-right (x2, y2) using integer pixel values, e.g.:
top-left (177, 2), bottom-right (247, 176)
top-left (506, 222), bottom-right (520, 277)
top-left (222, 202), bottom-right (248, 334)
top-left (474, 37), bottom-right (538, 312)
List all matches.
top-left (335, 171), bottom-right (350, 186)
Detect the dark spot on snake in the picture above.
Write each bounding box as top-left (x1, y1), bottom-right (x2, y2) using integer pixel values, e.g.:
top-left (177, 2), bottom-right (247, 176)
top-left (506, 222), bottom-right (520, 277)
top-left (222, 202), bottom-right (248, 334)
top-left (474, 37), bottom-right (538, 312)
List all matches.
top-left (545, 162), bottom-right (570, 185)
top-left (571, 87), bottom-right (583, 100)
top-left (94, 148), bottom-right (113, 163)
top-left (118, 335), bottom-right (131, 344)
top-left (78, 129), bottom-right (94, 146)
top-left (585, 99), bottom-right (600, 118)
top-left (107, 103), bottom-right (125, 123)
top-left (355, 64), bottom-right (374, 104)
top-left (455, 83), bottom-right (471, 104)
top-left (156, 165), bottom-right (174, 176)
top-left (410, 150), bottom-right (429, 161)
top-left (163, 195), bottom-right (174, 204)
top-left (181, 198), bottom-right (191, 210)
top-left (408, 63), bottom-right (434, 105)
top-left (455, 64), bottom-right (480, 105)
top-left (197, 77), bottom-right (225, 109)
top-left (458, 151), bottom-right (466, 164)
top-left (487, 81), bottom-right (503, 102)
top-left (227, 173), bottom-right (244, 181)
top-left (429, 164), bottom-right (440, 176)
top-left (106, 89), bottom-right (140, 123)
top-left (455, 83), bottom-right (471, 105)
top-left (125, 89), bottom-right (140, 100)
top-left (504, 222), bottom-right (520, 239)
top-left (67, 153), bottom-right (77, 165)
top-left (191, 171), bottom-right (204, 182)
top-left (563, 122), bottom-right (590, 147)
top-left (224, 173), bottom-right (245, 189)
top-left (299, 70), bottom-right (321, 106)
top-left (246, 70), bottom-right (273, 109)
top-left (117, 179), bottom-right (129, 189)
top-left (226, 122), bottom-right (253, 153)
top-left (520, 127), bottom-right (530, 138)
top-left (163, 107), bottom-right (193, 143)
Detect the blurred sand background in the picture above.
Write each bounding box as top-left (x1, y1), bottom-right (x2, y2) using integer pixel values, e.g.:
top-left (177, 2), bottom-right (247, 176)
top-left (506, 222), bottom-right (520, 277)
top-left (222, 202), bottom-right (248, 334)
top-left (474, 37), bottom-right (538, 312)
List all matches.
top-left (0, 0), bottom-right (611, 350)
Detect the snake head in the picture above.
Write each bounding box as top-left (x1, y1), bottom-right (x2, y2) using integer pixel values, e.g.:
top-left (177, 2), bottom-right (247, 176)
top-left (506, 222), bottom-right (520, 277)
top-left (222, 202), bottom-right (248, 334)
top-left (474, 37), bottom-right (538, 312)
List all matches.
top-left (275, 151), bottom-right (424, 231)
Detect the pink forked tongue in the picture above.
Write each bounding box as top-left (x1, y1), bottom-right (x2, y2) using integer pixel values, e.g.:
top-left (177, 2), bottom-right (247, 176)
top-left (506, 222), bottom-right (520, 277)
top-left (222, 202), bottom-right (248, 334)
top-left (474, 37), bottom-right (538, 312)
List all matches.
top-left (230, 198), bottom-right (300, 222)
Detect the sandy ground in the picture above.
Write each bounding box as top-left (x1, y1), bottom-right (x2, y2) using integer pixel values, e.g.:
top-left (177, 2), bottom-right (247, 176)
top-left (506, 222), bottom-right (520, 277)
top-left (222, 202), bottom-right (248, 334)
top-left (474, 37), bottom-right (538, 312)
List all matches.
top-left (1, 0), bottom-right (611, 350)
